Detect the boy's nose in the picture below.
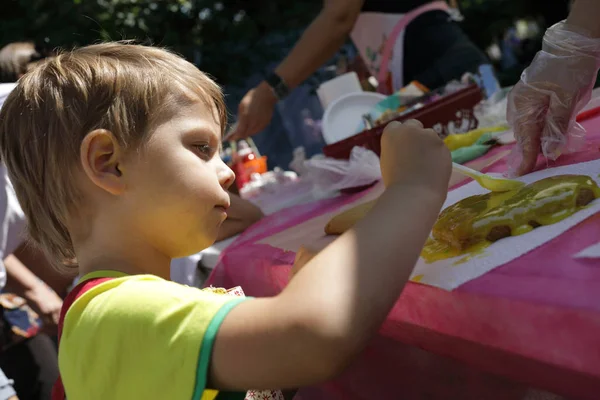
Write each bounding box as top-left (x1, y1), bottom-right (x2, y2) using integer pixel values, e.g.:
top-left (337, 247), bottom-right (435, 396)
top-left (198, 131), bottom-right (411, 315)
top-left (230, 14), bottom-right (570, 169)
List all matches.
top-left (218, 162), bottom-right (235, 190)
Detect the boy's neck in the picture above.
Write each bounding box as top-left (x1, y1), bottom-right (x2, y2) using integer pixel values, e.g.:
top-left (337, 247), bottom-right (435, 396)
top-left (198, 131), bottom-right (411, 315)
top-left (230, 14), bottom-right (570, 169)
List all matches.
top-left (73, 222), bottom-right (172, 280)
top-left (78, 256), bottom-right (171, 280)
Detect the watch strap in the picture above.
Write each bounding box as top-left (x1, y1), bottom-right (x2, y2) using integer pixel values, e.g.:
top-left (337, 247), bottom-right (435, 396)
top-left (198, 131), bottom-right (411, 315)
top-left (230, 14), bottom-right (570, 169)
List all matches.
top-left (265, 72), bottom-right (290, 100)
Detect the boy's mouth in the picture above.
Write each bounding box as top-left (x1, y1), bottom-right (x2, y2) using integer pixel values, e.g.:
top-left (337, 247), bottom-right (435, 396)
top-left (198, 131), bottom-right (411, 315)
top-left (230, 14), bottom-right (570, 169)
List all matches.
top-left (215, 203), bottom-right (230, 213)
top-left (215, 205), bottom-right (228, 220)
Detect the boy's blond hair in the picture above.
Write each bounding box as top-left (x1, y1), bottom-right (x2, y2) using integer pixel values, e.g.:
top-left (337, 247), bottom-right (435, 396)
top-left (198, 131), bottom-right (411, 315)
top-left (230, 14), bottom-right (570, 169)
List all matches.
top-left (0, 42), bottom-right (227, 269)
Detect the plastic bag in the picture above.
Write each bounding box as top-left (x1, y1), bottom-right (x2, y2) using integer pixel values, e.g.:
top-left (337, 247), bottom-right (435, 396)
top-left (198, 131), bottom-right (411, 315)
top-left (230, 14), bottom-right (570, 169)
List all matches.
top-left (288, 146), bottom-right (309, 176)
top-left (304, 146), bottom-right (381, 194)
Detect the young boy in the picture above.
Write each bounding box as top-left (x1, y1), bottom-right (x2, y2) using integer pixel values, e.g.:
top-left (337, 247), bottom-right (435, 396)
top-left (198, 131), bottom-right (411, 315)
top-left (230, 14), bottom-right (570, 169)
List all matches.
top-left (0, 43), bottom-right (451, 399)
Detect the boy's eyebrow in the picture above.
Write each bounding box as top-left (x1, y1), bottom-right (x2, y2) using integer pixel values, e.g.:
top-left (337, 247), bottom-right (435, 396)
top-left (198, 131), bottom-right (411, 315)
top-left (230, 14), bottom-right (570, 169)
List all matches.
top-left (181, 125), bottom-right (220, 140)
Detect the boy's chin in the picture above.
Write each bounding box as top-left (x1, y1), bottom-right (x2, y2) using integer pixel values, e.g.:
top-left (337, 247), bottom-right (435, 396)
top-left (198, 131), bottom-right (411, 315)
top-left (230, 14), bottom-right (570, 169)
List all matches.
top-left (171, 236), bottom-right (216, 259)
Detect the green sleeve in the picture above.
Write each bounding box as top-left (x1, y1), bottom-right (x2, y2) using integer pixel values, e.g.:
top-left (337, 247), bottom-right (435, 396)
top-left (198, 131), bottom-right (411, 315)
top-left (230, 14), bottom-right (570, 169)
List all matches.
top-left (192, 298), bottom-right (250, 400)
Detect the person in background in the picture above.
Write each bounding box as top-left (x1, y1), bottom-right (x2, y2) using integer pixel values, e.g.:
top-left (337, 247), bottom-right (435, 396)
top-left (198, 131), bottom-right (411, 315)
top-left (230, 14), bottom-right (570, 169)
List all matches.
top-left (0, 164), bottom-right (61, 400)
top-left (0, 43), bottom-right (44, 83)
top-left (228, 0), bottom-right (489, 140)
top-left (0, 41), bottom-right (71, 295)
top-left (0, 41), bottom-right (63, 400)
top-left (215, 193), bottom-right (263, 242)
top-left (507, 0), bottom-right (600, 175)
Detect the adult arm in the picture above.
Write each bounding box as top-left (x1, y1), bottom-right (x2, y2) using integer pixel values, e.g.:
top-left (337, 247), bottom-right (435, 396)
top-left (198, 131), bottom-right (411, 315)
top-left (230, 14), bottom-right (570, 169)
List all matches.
top-left (228, 0), bottom-right (364, 140)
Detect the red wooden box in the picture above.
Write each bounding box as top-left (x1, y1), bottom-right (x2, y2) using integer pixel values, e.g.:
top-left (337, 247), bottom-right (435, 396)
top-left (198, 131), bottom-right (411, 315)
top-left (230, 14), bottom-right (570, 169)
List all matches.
top-left (323, 84), bottom-right (483, 160)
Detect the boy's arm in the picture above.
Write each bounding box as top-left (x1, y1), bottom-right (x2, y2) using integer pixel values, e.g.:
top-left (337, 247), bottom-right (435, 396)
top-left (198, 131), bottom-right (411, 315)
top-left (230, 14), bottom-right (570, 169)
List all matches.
top-left (269, 0), bottom-right (364, 90)
top-left (211, 122), bottom-right (449, 391)
top-left (211, 121), bottom-right (450, 391)
top-left (227, 0), bottom-right (364, 140)
top-left (567, 0), bottom-right (600, 37)
top-left (211, 182), bottom-right (445, 390)
top-left (216, 194), bottom-right (264, 242)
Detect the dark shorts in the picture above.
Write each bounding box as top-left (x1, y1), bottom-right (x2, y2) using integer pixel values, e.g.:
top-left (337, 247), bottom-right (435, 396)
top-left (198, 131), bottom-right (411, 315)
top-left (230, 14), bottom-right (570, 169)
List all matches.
top-left (0, 294), bottom-right (57, 400)
top-left (0, 293), bottom-right (41, 350)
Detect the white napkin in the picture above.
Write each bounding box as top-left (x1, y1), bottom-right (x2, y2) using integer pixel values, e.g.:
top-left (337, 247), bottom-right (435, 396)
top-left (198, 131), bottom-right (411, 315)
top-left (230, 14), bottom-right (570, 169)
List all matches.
top-left (574, 242), bottom-right (600, 259)
top-left (304, 146), bottom-right (381, 193)
top-left (410, 159), bottom-right (600, 290)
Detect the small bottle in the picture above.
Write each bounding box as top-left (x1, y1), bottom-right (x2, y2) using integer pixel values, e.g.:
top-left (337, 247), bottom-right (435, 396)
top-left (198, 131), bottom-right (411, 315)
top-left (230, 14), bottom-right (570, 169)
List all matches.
top-left (233, 140), bottom-right (257, 190)
top-left (237, 140), bottom-right (256, 163)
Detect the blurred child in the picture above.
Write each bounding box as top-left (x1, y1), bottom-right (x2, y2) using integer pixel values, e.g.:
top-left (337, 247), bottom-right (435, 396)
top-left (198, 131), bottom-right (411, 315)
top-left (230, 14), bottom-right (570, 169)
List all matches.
top-left (0, 42), bottom-right (45, 83)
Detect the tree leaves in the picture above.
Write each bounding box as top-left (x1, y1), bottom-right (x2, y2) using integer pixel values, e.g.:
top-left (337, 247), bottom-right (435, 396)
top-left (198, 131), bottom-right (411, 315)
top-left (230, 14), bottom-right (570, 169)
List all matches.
top-left (0, 0), bottom-right (319, 87)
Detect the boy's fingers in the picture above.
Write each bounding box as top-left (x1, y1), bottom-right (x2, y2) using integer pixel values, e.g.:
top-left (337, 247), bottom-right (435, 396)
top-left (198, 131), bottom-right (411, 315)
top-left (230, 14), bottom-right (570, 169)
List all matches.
top-left (230, 118), bottom-right (250, 141)
top-left (401, 119), bottom-right (423, 128)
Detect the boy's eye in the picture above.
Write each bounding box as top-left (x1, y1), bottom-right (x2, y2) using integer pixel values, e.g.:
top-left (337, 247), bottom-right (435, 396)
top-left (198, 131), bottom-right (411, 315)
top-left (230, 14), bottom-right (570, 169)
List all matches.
top-left (193, 144), bottom-right (214, 158)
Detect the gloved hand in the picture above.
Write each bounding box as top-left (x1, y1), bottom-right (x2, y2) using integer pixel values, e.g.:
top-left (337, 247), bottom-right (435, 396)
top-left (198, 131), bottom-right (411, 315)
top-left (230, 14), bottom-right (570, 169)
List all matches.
top-left (507, 21), bottom-right (600, 176)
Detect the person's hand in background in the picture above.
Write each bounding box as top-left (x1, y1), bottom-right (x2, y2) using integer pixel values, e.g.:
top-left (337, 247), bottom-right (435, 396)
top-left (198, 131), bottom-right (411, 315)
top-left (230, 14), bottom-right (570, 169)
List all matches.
top-left (507, 19), bottom-right (600, 176)
top-left (225, 0), bottom-right (363, 141)
top-left (4, 254), bottom-right (62, 334)
top-left (226, 82), bottom-right (278, 141)
top-left (216, 193), bottom-right (264, 242)
top-left (24, 279), bottom-right (62, 333)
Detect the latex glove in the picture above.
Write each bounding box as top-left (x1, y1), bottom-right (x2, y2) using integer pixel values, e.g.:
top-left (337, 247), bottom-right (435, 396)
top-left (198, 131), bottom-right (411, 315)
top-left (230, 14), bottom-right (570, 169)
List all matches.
top-left (225, 82), bottom-right (278, 141)
top-left (507, 21), bottom-right (600, 176)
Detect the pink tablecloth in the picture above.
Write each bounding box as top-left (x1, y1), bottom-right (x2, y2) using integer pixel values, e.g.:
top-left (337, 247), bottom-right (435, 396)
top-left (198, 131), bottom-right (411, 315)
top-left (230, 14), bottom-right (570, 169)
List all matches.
top-left (207, 117), bottom-right (600, 399)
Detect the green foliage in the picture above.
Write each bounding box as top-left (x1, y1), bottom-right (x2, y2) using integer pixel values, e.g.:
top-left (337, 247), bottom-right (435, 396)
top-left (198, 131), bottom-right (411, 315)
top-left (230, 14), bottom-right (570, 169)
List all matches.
top-left (457, 0), bottom-right (570, 85)
top-left (0, 0), bottom-right (570, 88)
top-left (0, 0), bottom-right (319, 86)
top-left (458, 0), bottom-right (569, 50)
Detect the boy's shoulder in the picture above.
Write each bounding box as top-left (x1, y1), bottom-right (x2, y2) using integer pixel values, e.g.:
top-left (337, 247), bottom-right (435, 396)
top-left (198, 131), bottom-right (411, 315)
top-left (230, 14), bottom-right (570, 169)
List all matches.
top-left (65, 272), bottom-right (240, 327)
top-left (58, 273), bottom-right (248, 399)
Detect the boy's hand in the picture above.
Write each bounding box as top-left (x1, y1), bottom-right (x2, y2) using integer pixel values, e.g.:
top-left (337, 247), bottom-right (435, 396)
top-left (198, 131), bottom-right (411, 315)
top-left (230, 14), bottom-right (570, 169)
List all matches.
top-left (379, 120), bottom-right (451, 193)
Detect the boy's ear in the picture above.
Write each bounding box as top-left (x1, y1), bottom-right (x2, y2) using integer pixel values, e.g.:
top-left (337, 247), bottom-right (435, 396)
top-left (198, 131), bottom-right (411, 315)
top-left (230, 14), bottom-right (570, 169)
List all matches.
top-left (80, 129), bottom-right (126, 195)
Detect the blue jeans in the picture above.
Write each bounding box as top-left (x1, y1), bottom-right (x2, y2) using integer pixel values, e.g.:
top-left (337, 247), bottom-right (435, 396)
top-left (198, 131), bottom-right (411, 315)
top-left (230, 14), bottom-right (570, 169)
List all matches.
top-left (225, 73), bottom-right (326, 170)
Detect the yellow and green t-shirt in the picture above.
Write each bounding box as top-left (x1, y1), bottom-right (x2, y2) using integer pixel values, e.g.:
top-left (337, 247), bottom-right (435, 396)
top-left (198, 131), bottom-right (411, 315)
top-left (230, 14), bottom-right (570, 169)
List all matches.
top-left (58, 270), bottom-right (248, 400)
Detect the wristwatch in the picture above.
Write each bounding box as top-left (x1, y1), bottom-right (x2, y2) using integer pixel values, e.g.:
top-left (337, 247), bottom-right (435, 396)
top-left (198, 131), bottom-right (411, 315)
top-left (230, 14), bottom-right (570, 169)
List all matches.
top-left (265, 72), bottom-right (290, 100)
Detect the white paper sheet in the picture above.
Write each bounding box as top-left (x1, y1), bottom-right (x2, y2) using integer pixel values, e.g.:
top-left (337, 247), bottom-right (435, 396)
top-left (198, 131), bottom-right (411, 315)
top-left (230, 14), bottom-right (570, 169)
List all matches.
top-left (574, 242), bottom-right (600, 259)
top-left (410, 159), bottom-right (600, 290)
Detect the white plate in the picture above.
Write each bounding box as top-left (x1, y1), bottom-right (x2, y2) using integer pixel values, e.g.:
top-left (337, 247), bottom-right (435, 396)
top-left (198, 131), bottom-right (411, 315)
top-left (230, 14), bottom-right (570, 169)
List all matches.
top-left (321, 92), bottom-right (387, 145)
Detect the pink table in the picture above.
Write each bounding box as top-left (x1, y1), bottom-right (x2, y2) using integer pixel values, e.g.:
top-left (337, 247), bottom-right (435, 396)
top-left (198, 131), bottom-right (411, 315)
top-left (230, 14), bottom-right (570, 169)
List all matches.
top-left (207, 117), bottom-right (600, 399)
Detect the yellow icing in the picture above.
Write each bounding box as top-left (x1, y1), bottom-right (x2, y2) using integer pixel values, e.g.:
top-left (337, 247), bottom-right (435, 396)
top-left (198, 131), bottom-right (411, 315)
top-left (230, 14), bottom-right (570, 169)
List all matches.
top-left (422, 175), bottom-right (600, 263)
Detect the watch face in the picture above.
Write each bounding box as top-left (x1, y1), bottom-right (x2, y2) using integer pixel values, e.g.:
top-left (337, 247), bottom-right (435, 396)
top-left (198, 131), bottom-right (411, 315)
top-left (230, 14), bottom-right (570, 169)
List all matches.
top-left (274, 83), bottom-right (288, 98)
